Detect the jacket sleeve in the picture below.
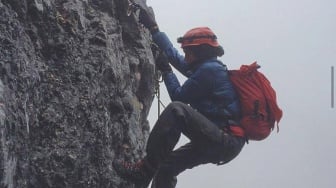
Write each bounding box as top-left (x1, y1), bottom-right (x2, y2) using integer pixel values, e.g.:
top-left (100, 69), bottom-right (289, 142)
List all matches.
top-left (162, 65), bottom-right (213, 103)
top-left (152, 32), bottom-right (213, 103)
top-left (152, 32), bottom-right (190, 77)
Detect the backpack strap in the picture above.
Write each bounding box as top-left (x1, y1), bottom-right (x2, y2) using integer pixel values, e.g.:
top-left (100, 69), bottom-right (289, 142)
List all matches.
top-left (229, 125), bottom-right (245, 138)
top-left (225, 125), bottom-right (248, 144)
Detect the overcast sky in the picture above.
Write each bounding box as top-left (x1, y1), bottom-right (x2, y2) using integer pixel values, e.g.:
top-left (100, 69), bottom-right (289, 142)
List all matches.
top-left (146, 0), bottom-right (336, 187)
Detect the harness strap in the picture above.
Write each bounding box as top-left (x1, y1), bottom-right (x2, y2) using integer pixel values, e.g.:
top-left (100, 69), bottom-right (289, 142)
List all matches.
top-left (177, 35), bottom-right (217, 43)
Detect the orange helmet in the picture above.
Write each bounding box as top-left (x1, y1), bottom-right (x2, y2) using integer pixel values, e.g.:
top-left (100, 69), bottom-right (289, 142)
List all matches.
top-left (177, 27), bottom-right (220, 48)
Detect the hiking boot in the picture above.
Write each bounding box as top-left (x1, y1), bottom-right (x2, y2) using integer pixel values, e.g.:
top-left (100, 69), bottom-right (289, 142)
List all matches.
top-left (113, 159), bottom-right (154, 187)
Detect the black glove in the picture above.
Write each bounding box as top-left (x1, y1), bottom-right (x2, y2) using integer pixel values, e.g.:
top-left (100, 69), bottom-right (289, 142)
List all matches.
top-left (139, 7), bottom-right (159, 33)
top-left (156, 51), bottom-right (172, 73)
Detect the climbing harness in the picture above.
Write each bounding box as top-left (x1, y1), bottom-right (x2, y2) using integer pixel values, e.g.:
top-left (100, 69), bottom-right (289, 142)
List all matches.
top-left (127, 0), bottom-right (140, 16)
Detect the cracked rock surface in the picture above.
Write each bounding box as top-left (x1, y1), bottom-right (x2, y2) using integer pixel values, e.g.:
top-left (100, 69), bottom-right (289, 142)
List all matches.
top-left (0, 0), bottom-right (156, 187)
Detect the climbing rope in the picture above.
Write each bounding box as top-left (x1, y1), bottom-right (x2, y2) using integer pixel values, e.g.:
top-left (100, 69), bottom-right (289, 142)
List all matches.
top-left (151, 43), bottom-right (166, 118)
top-left (154, 70), bottom-right (166, 117)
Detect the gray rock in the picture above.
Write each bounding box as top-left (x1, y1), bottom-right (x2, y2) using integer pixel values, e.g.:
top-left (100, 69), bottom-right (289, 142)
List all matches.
top-left (0, 0), bottom-right (157, 187)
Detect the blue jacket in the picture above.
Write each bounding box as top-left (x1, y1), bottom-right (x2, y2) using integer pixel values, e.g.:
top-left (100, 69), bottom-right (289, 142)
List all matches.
top-left (152, 32), bottom-right (241, 125)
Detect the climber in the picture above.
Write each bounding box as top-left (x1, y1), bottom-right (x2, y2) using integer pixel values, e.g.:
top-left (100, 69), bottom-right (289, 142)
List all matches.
top-left (113, 5), bottom-right (246, 188)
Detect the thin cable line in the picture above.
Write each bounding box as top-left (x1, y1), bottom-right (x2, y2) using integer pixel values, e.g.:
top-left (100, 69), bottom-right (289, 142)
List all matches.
top-left (332, 66), bottom-right (334, 108)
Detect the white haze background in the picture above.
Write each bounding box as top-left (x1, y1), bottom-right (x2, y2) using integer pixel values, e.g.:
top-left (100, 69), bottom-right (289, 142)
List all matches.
top-left (146, 0), bottom-right (336, 187)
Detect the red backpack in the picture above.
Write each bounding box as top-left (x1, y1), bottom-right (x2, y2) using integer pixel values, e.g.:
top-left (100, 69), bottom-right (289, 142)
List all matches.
top-left (229, 62), bottom-right (283, 141)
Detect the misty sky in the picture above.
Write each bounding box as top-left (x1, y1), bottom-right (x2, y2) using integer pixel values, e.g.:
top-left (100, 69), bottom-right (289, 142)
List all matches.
top-left (146, 0), bottom-right (336, 187)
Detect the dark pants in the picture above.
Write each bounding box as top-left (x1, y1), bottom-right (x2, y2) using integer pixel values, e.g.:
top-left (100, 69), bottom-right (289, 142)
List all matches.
top-left (145, 102), bottom-right (245, 188)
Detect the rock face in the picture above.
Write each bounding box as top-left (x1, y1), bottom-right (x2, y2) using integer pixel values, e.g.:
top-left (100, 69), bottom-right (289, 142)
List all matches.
top-left (0, 0), bottom-right (156, 187)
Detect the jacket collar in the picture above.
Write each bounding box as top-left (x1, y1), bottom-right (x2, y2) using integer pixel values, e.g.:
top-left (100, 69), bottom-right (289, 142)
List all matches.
top-left (187, 57), bottom-right (218, 72)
